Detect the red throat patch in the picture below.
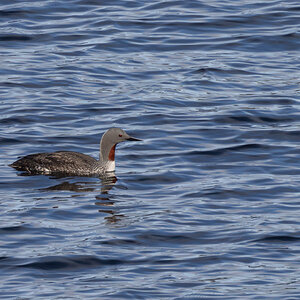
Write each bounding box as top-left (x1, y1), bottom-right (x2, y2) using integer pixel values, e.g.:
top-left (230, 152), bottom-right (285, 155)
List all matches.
top-left (108, 144), bottom-right (116, 161)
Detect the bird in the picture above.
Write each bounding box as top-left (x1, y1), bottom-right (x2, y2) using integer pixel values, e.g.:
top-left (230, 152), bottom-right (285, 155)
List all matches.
top-left (9, 128), bottom-right (141, 176)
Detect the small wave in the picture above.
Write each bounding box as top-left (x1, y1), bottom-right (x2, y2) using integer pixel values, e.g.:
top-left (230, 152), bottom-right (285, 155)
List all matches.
top-left (19, 255), bottom-right (125, 271)
top-left (254, 235), bottom-right (300, 243)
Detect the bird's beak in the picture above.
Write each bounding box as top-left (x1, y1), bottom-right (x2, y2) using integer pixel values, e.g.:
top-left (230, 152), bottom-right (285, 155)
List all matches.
top-left (127, 136), bottom-right (142, 141)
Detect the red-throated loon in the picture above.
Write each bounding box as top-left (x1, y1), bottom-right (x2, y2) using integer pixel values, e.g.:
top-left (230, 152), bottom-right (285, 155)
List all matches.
top-left (9, 128), bottom-right (141, 176)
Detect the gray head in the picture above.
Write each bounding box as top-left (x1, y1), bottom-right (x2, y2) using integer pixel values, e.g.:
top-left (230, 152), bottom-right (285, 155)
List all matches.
top-left (99, 128), bottom-right (141, 163)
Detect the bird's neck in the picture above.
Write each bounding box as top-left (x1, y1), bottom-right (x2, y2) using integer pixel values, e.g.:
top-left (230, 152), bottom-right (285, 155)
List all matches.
top-left (100, 138), bottom-right (117, 164)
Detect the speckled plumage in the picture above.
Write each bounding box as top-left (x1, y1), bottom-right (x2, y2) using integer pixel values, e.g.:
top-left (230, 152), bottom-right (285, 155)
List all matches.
top-left (9, 128), bottom-right (141, 176)
top-left (10, 151), bottom-right (100, 175)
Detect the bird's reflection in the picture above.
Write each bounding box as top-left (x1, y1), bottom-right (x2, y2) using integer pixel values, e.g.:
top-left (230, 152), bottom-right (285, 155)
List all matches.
top-left (41, 174), bottom-right (117, 194)
top-left (39, 174), bottom-right (125, 225)
top-left (41, 181), bottom-right (96, 192)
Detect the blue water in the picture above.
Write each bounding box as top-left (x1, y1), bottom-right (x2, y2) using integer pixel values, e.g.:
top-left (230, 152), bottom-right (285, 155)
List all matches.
top-left (1, 0), bottom-right (300, 298)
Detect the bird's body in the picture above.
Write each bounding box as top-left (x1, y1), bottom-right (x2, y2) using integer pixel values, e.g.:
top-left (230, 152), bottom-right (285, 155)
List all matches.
top-left (9, 128), bottom-right (141, 176)
top-left (10, 151), bottom-right (101, 175)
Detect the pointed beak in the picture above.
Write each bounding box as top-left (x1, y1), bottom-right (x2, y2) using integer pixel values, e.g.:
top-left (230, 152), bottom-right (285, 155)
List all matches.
top-left (127, 136), bottom-right (142, 141)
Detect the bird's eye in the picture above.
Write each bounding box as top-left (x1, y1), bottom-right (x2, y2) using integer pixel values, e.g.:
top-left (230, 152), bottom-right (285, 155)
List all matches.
top-left (119, 134), bottom-right (123, 137)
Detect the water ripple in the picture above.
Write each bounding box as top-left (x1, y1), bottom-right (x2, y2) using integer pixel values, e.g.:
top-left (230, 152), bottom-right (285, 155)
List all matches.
top-left (1, 0), bottom-right (300, 299)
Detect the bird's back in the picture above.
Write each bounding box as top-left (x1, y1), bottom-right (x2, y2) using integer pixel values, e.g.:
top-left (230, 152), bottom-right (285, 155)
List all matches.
top-left (9, 151), bottom-right (99, 175)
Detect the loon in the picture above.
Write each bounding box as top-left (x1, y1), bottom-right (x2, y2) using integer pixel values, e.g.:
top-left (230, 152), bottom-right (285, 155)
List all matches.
top-left (9, 128), bottom-right (141, 176)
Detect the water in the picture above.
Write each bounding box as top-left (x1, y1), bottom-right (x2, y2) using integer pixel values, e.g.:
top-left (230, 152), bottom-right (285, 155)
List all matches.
top-left (1, 0), bottom-right (300, 298)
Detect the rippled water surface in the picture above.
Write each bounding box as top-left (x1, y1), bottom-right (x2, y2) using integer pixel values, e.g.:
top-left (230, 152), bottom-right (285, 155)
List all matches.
top-left (1, 0), bottom-right (300, 299)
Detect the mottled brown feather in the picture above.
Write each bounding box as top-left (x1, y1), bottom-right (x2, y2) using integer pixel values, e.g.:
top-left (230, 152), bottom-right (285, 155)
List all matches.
top-left (10, 151), bottom-right (98, 175)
